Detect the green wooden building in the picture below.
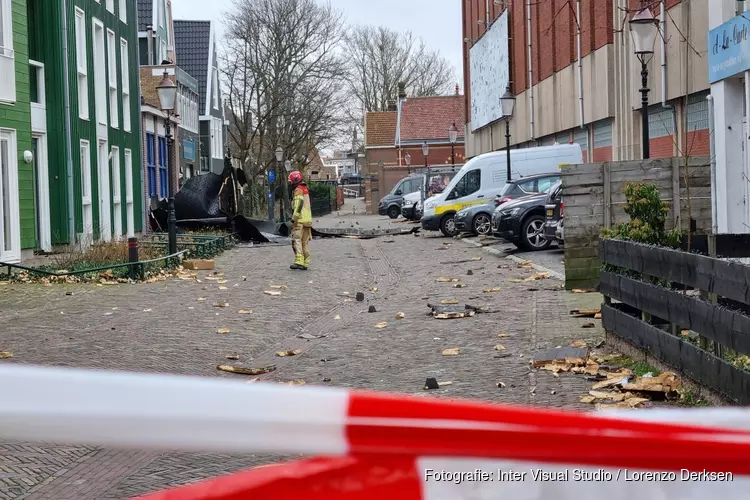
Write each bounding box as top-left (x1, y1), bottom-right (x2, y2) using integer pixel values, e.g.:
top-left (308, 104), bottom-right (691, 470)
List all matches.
top-left (0, 0), bottom-right (143, 263)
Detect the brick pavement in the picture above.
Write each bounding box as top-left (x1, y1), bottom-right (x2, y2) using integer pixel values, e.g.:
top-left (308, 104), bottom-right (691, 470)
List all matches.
top-left (0, 205), bottom-right (604, 499)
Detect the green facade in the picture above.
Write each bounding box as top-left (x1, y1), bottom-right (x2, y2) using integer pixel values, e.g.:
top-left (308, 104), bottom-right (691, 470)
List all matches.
top-left (28, 0), bottom-right (142, 245)
top-left (0, 0), bottom-right (33, 249)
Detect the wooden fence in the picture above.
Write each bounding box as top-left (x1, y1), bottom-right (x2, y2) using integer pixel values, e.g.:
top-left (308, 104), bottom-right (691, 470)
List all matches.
top-left (600, 237), bottom-right (750, 404)
top-left (561, 157), bottom-right (711, 290)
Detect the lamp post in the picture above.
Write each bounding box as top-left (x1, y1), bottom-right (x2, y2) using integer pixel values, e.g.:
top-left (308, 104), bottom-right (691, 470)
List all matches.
top-left (448, 122), bottom-right (458, 165)
top-left (499, 86), bottom-right (516, 182)
top-left (404, 152), bottom-right (411, 174)
top-left (156, 70), bottom-right (178, 255)
top-left (422, 141), bottom-right (429, 171)
top-left (281, 158), bottom-right (292, 222)
top-left (630, 6), bottom-right (659, 160)
top-left (269, 146), bottom-right (283, 222)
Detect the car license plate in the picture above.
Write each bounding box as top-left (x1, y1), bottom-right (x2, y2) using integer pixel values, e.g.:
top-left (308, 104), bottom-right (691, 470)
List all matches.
top-left (546, 209), bottom-right (553, 217)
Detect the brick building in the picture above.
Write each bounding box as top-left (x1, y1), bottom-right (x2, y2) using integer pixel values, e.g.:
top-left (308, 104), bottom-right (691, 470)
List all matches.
top-left (462, 0), bottom-right (710, 162)
top-left (363, 92), bottom-right (466, 214)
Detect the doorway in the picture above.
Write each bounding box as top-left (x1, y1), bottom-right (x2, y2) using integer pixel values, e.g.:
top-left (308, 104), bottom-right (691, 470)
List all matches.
top-left (32, 135), bottom-right (51, 252)
top-left (0, 129), bottom-right (20, 263)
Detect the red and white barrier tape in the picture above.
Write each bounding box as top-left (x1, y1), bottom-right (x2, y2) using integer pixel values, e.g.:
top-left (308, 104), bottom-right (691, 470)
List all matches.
top-left (2, 365), bottom-right (749, 499)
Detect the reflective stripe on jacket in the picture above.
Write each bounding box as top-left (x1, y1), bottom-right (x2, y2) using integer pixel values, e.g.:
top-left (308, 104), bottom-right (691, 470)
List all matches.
top-left (292, 184), bottom-right (312, 226)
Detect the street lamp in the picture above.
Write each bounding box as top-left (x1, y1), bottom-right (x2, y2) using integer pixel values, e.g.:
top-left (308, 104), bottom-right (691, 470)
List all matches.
top-left (448, 122), bottom-right (458, 166)
top-left (284, 159), bottom-right (292, 172)
top-left (500, 86), bottom-right (516, 182)
top-left (630, 6), bottom-right (659, 160)
top-left (404, 152), bottom-right (412, 174)
top-left (269, 146), bottom-right (283, 222)
top-left (156, 70), bottom-right (178, 255)
top-left (422, 141), bottom-right (429, 171)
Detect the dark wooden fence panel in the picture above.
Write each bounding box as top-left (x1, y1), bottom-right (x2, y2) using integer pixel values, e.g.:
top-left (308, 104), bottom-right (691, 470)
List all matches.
top-left (602, 304), bottom-right (750, 404)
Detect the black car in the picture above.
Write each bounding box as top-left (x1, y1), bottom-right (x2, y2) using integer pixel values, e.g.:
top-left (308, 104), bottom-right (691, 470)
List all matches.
top-left (544, 181), bottom-right (563, 246)
top-left (377, 174), bottom-right (423, 219)
top-left (454, 172), bottom-right (561, 236)
top-left (491, 192), bottom-right (552, 251)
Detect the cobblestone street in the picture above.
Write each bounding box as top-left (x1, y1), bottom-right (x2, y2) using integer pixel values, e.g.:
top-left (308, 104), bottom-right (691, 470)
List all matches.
top-left (0, 206), bottom-right (603, 499)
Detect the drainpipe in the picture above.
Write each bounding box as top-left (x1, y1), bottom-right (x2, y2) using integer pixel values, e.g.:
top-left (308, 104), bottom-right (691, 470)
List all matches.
top-left (576, 0), bottom-right (584, 128)
top-left (707, 94), bottom-right (717, 234)
top-left (526, 0), bottom-right (535, 140)
top-left (60, 0), bottom-right (76, 244)
top-left (485, 0), bottom-right (490, 28)
top-left (660, 0), bottom-right (667, 106)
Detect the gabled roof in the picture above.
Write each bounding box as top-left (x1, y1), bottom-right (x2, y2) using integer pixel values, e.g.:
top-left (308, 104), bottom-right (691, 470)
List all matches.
top-left (137, 0), bottom-right (153, 32)
top-left (399, 95), bottom-right (465, 143)
top-left (365, 112), bottom-right (397, 148)
top-left (174, 20), bottom-right (212, 113)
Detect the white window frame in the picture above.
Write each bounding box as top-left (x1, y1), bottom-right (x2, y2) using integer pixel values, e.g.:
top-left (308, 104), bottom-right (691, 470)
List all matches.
top-left (75, 8), bottom-right (89, 120)
top-left (0, 0), bottom-right (16, 104)
top-left (120, 38), bottom-right (131, 132)
top-left (111, 145), bottom-right (122, 238)
top-left (124, 148), bottom-right (134, 237)
top-left (80, 140), bottom-right (93, 240)
top-left (106, 0), bottom-right (114, 14)
top-left (107, 29), bottom-right (118, 128)
top-left (119, 0), bottom-right (127, 23)
top-left (0, 129), bottom-right (20, 262)
top-left (92, 18), bottom-right (107, 127)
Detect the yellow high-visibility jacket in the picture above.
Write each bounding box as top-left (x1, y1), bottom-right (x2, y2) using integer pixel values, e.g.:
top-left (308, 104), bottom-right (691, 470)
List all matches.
top-left (292, 184), bottom-right (312, 227)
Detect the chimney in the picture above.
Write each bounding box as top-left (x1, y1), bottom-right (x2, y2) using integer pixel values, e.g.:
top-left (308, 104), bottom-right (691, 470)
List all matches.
top-left (387, 99), bottom-right (397, 111)
top-left (398, 82), bottom-right (406, 99)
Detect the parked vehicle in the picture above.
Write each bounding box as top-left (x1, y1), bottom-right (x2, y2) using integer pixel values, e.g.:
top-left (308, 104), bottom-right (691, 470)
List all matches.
top-left (544, 181), bottom-right (564, 247)
top-left (378, 174), bottom-right (423, 219)
top-left (339, 173), bottom-right (363, 184)
top-left (491, 192), bottom-right (554, 251)
top-left (454, 173), bottom-right (561, 236)
top-left (401, 190), bottom-right (422, 220)
top-left (422, 145), bottom-right (582, 237)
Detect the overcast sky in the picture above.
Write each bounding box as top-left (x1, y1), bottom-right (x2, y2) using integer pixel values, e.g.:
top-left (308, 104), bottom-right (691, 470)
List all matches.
top-left (172, 0), bottom-right (464, 89)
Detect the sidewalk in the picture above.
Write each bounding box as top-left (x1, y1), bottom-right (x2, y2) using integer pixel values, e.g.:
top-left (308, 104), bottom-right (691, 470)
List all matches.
top-left (0, 207), bottom-right (605, 499)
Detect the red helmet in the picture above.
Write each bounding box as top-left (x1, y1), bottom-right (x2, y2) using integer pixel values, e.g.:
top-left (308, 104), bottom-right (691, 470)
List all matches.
top-left (288, 171), bottom-right (303, 185)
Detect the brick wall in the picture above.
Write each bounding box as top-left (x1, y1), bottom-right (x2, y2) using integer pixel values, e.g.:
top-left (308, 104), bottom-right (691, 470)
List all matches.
top-left (592, 147), bottom-right (612, 162)
top-left (683, 130), bottom-right (710, 157)
top-left (650, 135), bottom-right (676, 159)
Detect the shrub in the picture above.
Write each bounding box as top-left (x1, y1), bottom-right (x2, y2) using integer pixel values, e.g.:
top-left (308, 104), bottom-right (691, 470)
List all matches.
top-left (601, 182), bottom-right (681, 247)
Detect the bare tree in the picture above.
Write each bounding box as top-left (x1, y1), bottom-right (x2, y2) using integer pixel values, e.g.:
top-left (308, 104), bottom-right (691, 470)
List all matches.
top-left (222, 0), bottom-right (347, 182)
top-left (345, 26), bottom-right (456, 113)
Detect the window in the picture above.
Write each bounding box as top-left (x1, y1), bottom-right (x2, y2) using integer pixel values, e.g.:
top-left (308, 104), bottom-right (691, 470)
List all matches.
top-left (111, 146), bottom-right (122, 238)
top-left (0, 130), bottom-right (19, 260)
top-left (124, 149), bottom-right (134, 236)
top-left (120, 38), bottom-right (130, 132)
top-left (80, 140), bottom-right (93, 238)
top-left (0, 0), bottom-right (15, 103)
top-left (449, 170), bottom-right (481, 199)
top-left (158, 136), bottom-right (167, 198)
top-left (573, 126), bottom-right (588, 154)
top-left (536, 176), bottom-right (558, 194)
top-left (212, 68), bottom-right (219, 109)
top-left (687, 91), bottom-right (710, 132)
top-left (107, 29), bottom-right (118, 128)
top-left (211, 117), bottom-right (223, 159)
top-left (106, 0), bottom-right (114, 13)
top-left (146, 133), bottom-right (157, 197)
top-left (92, 19), bottom-right (107, 126)
top-left (75, 8), bottom-right (88, 119)
top-left (593, 119), bottom-right (613, 149)
top-left (648, 104), bottom-right (675, 139)
top-left (119, 0), bottom-right (127, 23)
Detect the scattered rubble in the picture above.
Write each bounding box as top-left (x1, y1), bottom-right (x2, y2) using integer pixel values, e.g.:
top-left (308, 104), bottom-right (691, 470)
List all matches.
top-left (570, 309), bottom-right (601, 318)
top-left (375, 322), bottom-right (388, 328)
top-left (440, 299), bottom-right (459, 305)
top-left (216, 365), bottom-right (276, 376)
top-left (442, 348), bottom-right (460, 356)
top-left (264, 291), bottom-right (282, 296)
top-left (238, 309), bottom-right (253, 314)
top-left (483, 288), bottom-right (501, 293)
top-left (298, 333), bottom-right (326, 340)
top-left (429, 304), bottom-right (476, 319)
top-left (276, 349), bottom-right (302, 357)
top-left (226, 354), bottom-right (240, 360)
top-left (437, 277), bottom-right (461, 283)
top-left (368, 306), bottom-right (377, 313)
top-left (0, 351), bottom-right (13, 359)
top-left (395, 312), bottom-right (405, 319)
top-left (356, 292), bottom-right (365, 302)
top-left (216, 328), bottom-right (231, 334)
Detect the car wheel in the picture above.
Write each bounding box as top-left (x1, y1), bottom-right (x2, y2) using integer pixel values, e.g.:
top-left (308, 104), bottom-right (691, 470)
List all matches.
top-left (472, 213), bottom-right (492, 236)
top-left (387, 205), bottom-right (401, 219)
top-left (440, 214), bottom-right (458, 237)
top-left (520, 215), bottom-right (552, 251)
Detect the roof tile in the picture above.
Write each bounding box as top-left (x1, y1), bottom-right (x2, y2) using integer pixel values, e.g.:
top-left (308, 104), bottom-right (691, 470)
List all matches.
top-left (365, 112), bottom-right (397, 147)
top-left (400, 95), bottom-right (465, 143)
top-left (173, 20), bottom-right (212, 112)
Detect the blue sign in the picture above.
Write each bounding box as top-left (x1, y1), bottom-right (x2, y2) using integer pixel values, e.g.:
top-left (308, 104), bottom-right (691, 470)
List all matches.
top-left (268, 193), bottom-right (273, 199)
top-left (708, 11), bottom-right (750, 83)
top-left (268, 170), bottom-right (276, 183)
top-left (183, 139), bottom-right (195, 161)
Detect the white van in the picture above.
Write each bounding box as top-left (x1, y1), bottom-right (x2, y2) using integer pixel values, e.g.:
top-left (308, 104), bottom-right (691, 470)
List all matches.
top-left (421, 144), bottom-right (583, 236)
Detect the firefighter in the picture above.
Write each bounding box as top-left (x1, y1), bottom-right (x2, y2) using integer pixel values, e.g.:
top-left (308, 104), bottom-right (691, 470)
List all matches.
top-left (288, 171), bottom-right (312, 270)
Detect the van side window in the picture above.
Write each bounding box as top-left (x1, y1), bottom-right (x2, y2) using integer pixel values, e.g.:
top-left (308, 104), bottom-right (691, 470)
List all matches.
top-left (450, 170), bottom-right (481, 199)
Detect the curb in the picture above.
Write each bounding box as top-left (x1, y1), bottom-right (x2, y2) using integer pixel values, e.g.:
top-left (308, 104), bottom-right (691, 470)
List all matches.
top-left (459, 238), bottom-right (565, 282)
